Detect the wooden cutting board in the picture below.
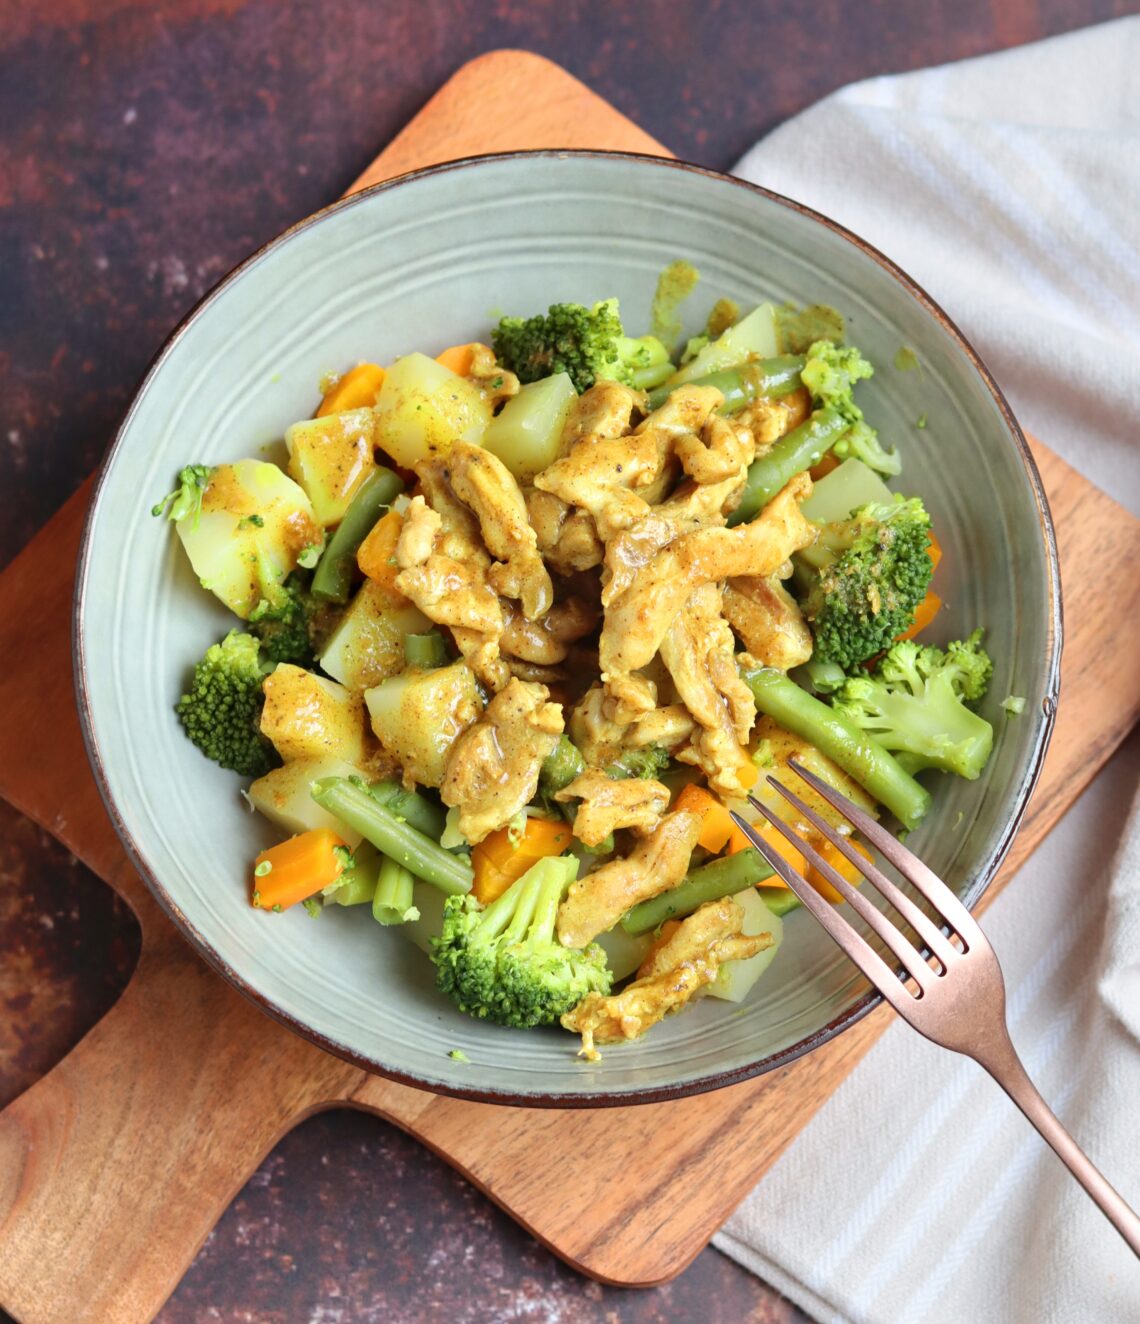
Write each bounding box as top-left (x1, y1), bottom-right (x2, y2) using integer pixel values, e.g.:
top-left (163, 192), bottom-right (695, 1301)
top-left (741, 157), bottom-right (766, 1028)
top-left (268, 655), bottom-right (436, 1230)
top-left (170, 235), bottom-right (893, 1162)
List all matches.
top-left (1, 50), bottom-right (1138, 1324)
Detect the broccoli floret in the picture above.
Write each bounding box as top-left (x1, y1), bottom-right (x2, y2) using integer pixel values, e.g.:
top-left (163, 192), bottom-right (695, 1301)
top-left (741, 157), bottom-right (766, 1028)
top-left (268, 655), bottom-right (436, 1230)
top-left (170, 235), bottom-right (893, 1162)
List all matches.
top-left (796, 495), bottom-right (934, 670)
top-left (248, 572), bottom-right (321, 666)
top-left (151, 464), bottom-right (212, 525)
top-left (492, 298), bottom-right (672, 394)
top-left (175, 630), bottom-right (278, 777)
top-left (832, 630), bottom-right (995, 781)
top-left (606, 744), bottom-right (670, 780)
top-left (801, 340), bottom-right (900, 477)
top-left (431, 856), bottom-right (611, 1028)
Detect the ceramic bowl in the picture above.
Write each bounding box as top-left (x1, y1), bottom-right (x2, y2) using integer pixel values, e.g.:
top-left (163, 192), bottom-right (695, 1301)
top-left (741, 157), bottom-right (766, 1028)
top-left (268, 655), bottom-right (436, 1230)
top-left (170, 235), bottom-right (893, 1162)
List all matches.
top-left (75, 151), bottom-right (1060, 1105)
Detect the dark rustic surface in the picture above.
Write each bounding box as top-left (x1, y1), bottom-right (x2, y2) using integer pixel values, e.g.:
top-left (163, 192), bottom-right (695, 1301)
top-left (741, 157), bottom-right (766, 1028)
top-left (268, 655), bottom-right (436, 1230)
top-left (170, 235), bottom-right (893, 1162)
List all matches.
top-left (1, 2), bottom-right (1130, 1320)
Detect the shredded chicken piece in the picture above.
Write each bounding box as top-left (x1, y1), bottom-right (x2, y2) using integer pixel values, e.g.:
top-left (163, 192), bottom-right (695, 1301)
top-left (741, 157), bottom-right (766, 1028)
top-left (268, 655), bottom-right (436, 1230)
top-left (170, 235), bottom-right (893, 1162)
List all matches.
top-left (674, 413), bottom-right (757, 486)
top-left (659, 583), bottom-right (757, 798)
top-left (446, 441), bottom-right (553, 620)
top-left (722, 575), bottom-right (813, 670)
top-left (554, 769), bottom-right (670, 846)
top-left (562, 897), bottom-right (772, 1059)
top-left (556, 810), bottom-right (701, 949)
top-left (526, 489), bottom-right (604, 574)
top-left (465, 342), bottom-right (519, 409)
top-left (598, 473), bottom-right (816, 713)
top-left (623, 703), bottom-right (695, 750)
top-left (559, 379), bottom-right (644, 449)
top-left (737, 386), bottom-right (811, 446)
top-left (568, 684), bottom-right (627, 768)
top-left (535, 385), bottom-right (720, 541)
top-left (501, 597), bottom-right (597, 665)
top-left (440, 679), bottom-right (563, 844)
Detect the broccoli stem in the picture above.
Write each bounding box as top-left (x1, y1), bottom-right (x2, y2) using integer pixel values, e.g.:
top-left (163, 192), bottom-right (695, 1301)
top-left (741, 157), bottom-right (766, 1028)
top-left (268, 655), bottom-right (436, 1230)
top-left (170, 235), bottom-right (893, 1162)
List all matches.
top-left (311, 466), bottom-right (403, 603)
top-left (372, 855), bottom-right (420, 925)
top-left (741, 667), bottom-right (931, 830)
top-left (311, 778), bottom-right (472, 895)
top-left (757, 886), bottom-right (804, 917)
top-left (646, 355), bottom-right (805, 413)
top-left (727, 407), bottom-right (849, 526)
top-left (364, 779), bottom-right (446, 839)
top-left (621, 848), bottom-right (773, 935)
top-left (404, 631), bottom-right (448, 670)
top-left (539, 734), bottom-right (586, 795)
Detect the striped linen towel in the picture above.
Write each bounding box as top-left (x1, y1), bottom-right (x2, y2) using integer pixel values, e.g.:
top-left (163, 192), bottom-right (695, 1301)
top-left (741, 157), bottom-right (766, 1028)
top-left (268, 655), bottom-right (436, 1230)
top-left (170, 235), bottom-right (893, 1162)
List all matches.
top-left (714, 22), bottom-right (1140, 1323)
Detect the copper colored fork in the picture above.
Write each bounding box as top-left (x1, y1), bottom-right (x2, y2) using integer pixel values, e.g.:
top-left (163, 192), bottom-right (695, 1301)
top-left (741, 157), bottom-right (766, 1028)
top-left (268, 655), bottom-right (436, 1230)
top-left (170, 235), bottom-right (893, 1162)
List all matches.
top-left (730, 761), bottom-right (1140, 1257)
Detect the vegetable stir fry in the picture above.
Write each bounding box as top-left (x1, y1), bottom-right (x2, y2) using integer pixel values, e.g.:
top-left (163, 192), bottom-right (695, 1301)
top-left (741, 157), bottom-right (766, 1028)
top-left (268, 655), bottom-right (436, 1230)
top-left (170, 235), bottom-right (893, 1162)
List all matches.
top-left (154, 268), bottom-right (999, 1061)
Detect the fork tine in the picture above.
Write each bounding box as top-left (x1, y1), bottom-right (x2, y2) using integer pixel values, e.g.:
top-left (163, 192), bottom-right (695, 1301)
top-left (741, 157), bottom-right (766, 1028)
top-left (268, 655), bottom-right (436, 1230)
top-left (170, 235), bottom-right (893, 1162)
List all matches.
top-left (787, 760), bottom-right (987, 950)
top-left (746, 796), bottom-right (937, 991)
top-left (729, 812), bottom-right (921, 1018)
top-left (759, 778), bottom-right (961, 972)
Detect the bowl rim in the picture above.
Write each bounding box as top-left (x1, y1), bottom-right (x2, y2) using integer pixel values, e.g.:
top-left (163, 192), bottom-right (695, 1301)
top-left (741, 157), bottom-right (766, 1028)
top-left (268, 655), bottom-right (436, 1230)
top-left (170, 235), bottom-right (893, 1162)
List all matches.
top-left (73, 148), bottom-right (1063, 1108)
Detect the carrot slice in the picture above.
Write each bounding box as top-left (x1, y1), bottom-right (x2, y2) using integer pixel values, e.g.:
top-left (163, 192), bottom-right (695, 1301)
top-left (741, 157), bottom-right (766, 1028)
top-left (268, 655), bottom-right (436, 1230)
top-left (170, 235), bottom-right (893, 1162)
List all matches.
top-left (435, 343), bottom-right (478, 377)
top-left (808, 452), bottom-right (842, 481)
top-left (927, 529), bottom-right (943, 571)
top-left (357, 509), bottom-right (405, 594)
top-left (674, 783), bottom-right (754, 855)
top-left (252, 827), bottom-right (347, 911)
top-left (471, 817), bottom-right (573, 905)
top-left (806, 836), bottom-right (874, 904)
top-left (898, 589), bottom-right (943, 641)
top-left (316, 363), bottom-right (386, 416)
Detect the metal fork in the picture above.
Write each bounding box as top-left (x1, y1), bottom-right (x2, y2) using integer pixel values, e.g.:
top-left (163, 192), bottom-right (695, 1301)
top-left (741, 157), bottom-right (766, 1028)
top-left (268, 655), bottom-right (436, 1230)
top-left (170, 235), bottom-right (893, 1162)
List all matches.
top-left (730, 761), bottom-right (1140, 1257)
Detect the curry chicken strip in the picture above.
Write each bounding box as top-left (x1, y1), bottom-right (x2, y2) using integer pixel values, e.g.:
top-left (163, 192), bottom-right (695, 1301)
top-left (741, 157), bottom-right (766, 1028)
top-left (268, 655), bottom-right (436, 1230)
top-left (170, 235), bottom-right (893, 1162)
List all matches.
top-left (599, 471), bottom-right (817, 712)
top-left (659, 582), bottom-right (758, 798)
top-left (446, 440), bottom-right (554, 620)
top-left (556, 808), bottom-right (702, 949)
top-left (440, 678), bottom-right (564, 845)
top-left (554, 769), bottom-right (670, 847)
top-left (561, 896), bottom-right (773, 1060)
top-left (722, 574), bottom-right (813, 671)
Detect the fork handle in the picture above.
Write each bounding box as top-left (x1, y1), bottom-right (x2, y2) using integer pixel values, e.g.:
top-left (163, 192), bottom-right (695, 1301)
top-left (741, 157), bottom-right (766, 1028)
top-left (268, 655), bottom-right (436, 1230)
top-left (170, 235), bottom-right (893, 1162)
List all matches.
top-left (976, 1030), bottom-right (1140, 1257)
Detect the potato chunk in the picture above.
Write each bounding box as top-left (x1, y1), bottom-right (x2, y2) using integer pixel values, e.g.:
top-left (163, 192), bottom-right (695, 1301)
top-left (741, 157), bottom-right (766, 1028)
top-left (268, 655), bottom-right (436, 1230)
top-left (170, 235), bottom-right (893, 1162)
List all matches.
top-left (372, 353), bottom-right (491, 468)
top-left (364, 661), bottom-right (483, 788)
top-left (260, 664), bottom-right (367, 764)
top-left (286, 408), bottom-right (376, 526)
top-left (318, 579), bottom-right (431, 692)
top-left (247, 755), bottom-right (368, 847)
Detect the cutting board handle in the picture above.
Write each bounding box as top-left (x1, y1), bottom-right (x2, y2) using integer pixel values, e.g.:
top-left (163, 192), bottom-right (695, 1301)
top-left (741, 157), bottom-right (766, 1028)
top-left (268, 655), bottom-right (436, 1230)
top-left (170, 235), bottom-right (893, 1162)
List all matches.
top-left (0, 930), bottom-right (361, 1324)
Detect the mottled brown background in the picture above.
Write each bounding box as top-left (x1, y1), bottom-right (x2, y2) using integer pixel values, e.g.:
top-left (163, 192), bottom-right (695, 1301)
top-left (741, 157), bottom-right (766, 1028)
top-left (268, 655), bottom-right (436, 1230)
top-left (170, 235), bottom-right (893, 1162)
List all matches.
top-left (1, 2), bottom-right (1131, 1320)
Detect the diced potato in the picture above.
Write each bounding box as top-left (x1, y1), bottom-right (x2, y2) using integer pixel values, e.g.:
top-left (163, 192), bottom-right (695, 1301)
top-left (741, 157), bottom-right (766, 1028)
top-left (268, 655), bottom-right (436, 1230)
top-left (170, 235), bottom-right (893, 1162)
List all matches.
top-left (176, 461), bottom-right (321, 619)
top-left (247, 754), bottom-right (367, 848)
top-left (372, 352), bottom-right (492, 469)
top-left (480, 373), bottom-right (576, 482)
top-left (706, 888), bottom-right (783, 1003)
top-left (596, 925), bottom-right (654, 982)
top-left (365, 661), bottom-right (483, 788)
top-left (669, 303), bottom-right (779, 385)
top-left (800, 458), bottom-right (894, 525)
top-left (286, 408), bottom-right (376, 526)
top-left (319, 579), bottom-right (431, 692)
top-left (260, 664), bottom-right (367, 764)
top-left (751, 716), bottom-right (879, 832)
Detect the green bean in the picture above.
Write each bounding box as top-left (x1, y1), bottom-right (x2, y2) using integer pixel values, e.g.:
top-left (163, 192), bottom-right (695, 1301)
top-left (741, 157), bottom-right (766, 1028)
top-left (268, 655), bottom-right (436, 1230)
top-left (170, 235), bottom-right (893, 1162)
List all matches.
top-left (756, 886), bottom-right (804, 918)
top-left (324, 841), bottom-right (382, 906)
top-left (727, 408), bottom-right (848, 526)
top-left (311, 778), bottom-right (472, 896)
top-left (372, 855), bottom-right (420, 925)
top-left (404, 631), bottom-right (448, 670)
top-left (365, 778), bottom-right (446, 839)
top-left (311, 466), bottom-right (403, 603)
top-left (621, 848), bottom-right (773, 935)
top-left (741, 667), bottom-right (931, 830)
top-left (646, 356), bottom-right (805, 413)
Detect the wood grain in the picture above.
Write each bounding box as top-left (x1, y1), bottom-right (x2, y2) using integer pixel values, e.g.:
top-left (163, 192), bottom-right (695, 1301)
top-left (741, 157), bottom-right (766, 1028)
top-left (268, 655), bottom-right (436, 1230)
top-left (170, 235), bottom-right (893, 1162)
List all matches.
top-left (0, 49), bottom-right (1138, 1323)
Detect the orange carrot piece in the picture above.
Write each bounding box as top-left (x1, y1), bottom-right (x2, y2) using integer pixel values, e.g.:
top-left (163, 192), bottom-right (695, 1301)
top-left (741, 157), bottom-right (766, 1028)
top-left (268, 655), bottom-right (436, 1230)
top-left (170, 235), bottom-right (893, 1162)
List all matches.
top-left (252, 827), bottom-right (347, 911)
top-left (808, 452), bottom-right (842, 481)
top-left (927, 529), bottom-right (943, 571)
top-left (357, 509), bottom-right (405, 593)
top-left (674, 783), bottom-right (753, 855)
top-left (435, 344), bottom-right (478, 377)
top-left (806, 836), bottom-right (874, 904)
top-left (316, 363), bottom-right (386, 417)
top-left (471, 817), bottom-right (573, 905)
top-left (898, 589), bottom-right (943, 641)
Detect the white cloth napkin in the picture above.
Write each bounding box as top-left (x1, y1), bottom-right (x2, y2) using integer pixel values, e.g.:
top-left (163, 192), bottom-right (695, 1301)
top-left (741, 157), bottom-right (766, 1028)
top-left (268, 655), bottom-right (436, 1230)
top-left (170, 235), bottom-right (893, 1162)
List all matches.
top-left (714, 21), bottom-right (1140, 1321)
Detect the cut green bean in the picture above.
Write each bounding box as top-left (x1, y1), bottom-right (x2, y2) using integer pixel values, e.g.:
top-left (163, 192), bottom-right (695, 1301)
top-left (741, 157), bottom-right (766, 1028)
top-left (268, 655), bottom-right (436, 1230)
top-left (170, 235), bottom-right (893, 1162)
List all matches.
top-left (741, 667), bottom-right (931, 830)
top-left (756, 886), bottom-right (804, 918)
top-left (323, 841), bottom-right (382, 906)
top-left (621, 848), bottom-right (773, 935)
top-left (311, 466), bottom-right (404, 603)
top-left (646, 356), bottom-right (805, 413)
top-left (373, 855), bottom-right (420, 925)
top-left (364, 778), bottom-right (446, 839)
top-left (404, 631), bottom-right (448, 670)
top-left (727, 407), bottom-right (848, 526)
top-left (311, 778), bottom-right (472, 895)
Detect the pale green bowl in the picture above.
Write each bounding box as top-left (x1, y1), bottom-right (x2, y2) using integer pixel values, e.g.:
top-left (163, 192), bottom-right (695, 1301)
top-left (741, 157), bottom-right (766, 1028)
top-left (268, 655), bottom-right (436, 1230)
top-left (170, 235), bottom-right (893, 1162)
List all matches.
top-left (75, 152), bottom-right (1060, 1105)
